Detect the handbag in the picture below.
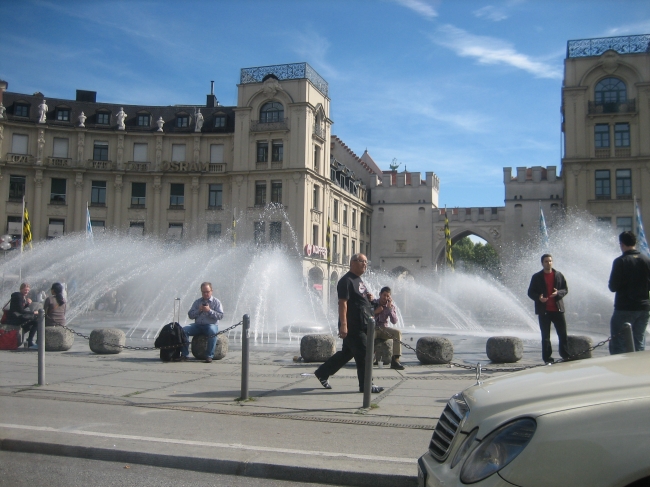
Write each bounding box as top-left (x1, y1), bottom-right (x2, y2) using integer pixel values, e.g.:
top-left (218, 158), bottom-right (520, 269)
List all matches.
top-left (0, 328), bottom-right (20, 350)
top-left (0, 300), bottom-right (10, 325)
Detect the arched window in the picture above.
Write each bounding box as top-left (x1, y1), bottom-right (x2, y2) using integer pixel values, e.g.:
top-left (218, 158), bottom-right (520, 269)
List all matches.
top-left (595, 77), bottom-right (627, 111)
top-left (260, 102), bottom-right (283, 123)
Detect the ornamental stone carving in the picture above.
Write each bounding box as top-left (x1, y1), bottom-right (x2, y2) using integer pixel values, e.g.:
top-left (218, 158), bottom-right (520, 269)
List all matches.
top-left (34, 169), bottom-right (43, 187)
top-left (36, 129), bottom-right (45, 165)
top-left (194, 108), bottom-right (203, 132)
top-left (262, 77), bottom-right (283, 97)
top-left (488, 227), bottom-right (501, 239)
top-left (193, 136), bottom-right (200, 164)
top-left (601, 50), bottom-right (620, 75)
top-left (38, 100), bottom-right (48, 123)
top-left (116, 107), bottom-right (127, 130)
top-left (77, 133), bottom-right (85, 163)
top-left (156, 116), bottom-right (164, 132)
top-left (234, 175), bottom-right (244, 187)
top-left (114, 174), bottom-right (123, 192)
top-left (78, 112), bottom-right (87, 127)
top-left (0, 103), bottom-right (5, 119)
top-left (117, 135), bottom-right (124, 168)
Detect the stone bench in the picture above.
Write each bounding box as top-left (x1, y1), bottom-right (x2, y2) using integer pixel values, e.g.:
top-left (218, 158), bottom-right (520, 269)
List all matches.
top-left (300, 334), bottom-right (335, 362)
top-left (89, 328), bottom-right (126, 354)
top-left (486, 336), bottom-right (523, 363)
top-left (374, 338), bottom-right (393, 365)
top-left (44, 326), bottom-right (74, 351)
top-left (191, 334), bottom-right (228, 360)
top-left (567, 335), bottom-right (593, 360)
top-left (416, 336), bottom-right (453, 364)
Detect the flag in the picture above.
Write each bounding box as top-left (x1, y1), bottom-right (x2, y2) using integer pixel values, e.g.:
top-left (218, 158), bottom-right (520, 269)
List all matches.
top-left (444, 209), bottom-right (454, 269)
top-left (231, 215), bottom-right (236, 247)
top-left (540, 206), bottom-right (549, 248)
top-left (326, 218), bottom-right (331, 263)
top-left (22, 203), bottom-right (32, 250)
top-left (86, 204), bottom-right (94, 240)
top-left (635, 198), bottom-right (649, 257)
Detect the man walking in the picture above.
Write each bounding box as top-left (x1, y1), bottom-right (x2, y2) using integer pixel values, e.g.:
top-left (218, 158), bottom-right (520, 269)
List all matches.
top-left (527, 254), bottom-right (569, 363)
top-left (315, 254), bottom-right (384, 393)
top-left (180, 282), bottom-right (224, 363)
top-left (608, 231), bottom-right (650, 354)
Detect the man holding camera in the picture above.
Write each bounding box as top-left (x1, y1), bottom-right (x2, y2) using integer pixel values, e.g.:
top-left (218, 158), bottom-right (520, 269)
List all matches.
top-left (180, 282), bottom-right (224, 363)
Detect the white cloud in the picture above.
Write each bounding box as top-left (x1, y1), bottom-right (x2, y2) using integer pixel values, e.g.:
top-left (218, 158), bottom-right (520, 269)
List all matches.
top-left (473, 6), bottom-right (508, 22)
top-left (605, 20), bottom-right (650, 36)
top-left (432, 25), bottom-right (562, 79)
top-left (288, 30), bottom-right (340, 81)
top-left (392, 0), bottom-right (438, 19)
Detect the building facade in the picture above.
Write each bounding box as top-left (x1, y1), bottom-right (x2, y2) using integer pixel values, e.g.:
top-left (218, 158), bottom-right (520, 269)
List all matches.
top-left (562, 34), bottom-right (650, 232)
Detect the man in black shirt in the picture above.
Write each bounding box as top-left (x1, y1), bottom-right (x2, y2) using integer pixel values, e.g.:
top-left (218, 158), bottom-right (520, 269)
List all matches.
top-left (608, 231), bottom-right (650, 354)
top-left (315, 254), bottom-right (384, 393)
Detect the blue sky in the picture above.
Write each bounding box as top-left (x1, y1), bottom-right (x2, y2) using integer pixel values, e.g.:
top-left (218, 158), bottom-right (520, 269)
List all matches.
top-left (1, 0), bottom-right (649, 207)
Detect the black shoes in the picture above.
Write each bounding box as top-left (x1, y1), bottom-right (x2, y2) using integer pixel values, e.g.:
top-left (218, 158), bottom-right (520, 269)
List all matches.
top-left (391, 359), bottom-right (405, 370)
top-left (316, 374), bottom-right (332, 389)
top-left (359, 385), bottom-right (384, 393)
top-left (204, 357), bottom-right (213, 363)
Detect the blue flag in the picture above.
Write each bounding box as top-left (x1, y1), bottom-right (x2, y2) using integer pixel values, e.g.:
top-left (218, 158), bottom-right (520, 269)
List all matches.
top-left (635, 199), bottom-right (649, 257)
top-left (86, 205), bottom-right (93, 240)
top-left (540, 207), bottom-right (549, 248)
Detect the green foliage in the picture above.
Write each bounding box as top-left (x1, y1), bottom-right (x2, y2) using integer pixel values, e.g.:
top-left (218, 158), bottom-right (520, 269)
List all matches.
top-left (452, 237), bottom-right (500, 276)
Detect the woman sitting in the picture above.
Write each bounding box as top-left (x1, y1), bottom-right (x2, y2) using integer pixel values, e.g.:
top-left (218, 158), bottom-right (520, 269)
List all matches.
top-left (44, 282), bottom-right (66, 328)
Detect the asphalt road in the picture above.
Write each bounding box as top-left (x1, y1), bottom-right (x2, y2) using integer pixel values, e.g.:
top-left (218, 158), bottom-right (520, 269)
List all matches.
top-left (0, 451), bottom-right (344, 487)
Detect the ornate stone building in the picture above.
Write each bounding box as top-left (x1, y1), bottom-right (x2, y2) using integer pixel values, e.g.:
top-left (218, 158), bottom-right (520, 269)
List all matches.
top-left (562, 34), bottom-right (650, 232)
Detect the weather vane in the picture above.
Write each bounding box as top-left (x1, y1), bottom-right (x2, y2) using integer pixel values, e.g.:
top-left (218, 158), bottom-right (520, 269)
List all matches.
top-left (389, 158), bottom-right (401, 171)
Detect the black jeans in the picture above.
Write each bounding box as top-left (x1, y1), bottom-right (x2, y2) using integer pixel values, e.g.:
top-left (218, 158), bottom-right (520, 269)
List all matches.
top-left (538, 311), bottom-right (569, 362)
top-left (315, 330), bottom-right (367, 389)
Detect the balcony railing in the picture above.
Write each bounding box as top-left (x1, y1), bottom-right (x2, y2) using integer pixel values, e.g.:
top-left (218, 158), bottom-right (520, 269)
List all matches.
top-left (240, 62), bottom-right (329, 97)
top-left (207, 163), bottom-right (226, 173)
top-left (313, 123), bottom-right (326, 140)
top-left (46, 156), bottom-right (73, 167)
top-left (250, 118), bottom-right (289, 132)
top-left (88, 160), bottom-right (114, 170)
top-left (615, 147), bottom-right (631, 158)
top-left (595, 148), bottom-right (610, 158)
top-left (5, 153), bottom-right (35, 164)
top-left (588, 99), bottom-right (636, 114)
top-left (567, 34), bottom-right (650, 58)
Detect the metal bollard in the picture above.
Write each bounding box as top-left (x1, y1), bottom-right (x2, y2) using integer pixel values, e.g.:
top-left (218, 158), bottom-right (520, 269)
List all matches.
top-left (622, 322), bottom-right (635, 353)
top-left (240, 314), bottom-right (250, 400)
top-left (37, 309), bottom-right (45, 385)
top-left (362, 323), bottom-right (376, 408)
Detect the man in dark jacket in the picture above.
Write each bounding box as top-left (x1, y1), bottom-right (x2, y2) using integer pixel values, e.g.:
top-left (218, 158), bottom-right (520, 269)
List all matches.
top-left (8, 283), bottom-right (38, 348)
top-left (527, 254), bottom-right (569, 363)
top-left (608, 231), bottom-right (650, 354)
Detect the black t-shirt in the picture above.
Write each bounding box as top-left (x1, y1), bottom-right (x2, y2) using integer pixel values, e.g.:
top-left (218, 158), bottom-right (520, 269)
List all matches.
top-left (337, 271), bottom-right (372, 333)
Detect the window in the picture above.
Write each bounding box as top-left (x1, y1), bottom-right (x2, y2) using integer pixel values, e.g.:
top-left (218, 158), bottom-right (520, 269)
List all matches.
top-left (351, 240), bottom-right (356, 256)
top-left (352, 209), bottom-right (357, 229)
top-left (210, 144), bottom-right (224, 163)
top-left (133, 143), bottom-right (148, 162)
top-left (257, 142), bottom-right (268, 163)
top-left (96, 112), bottom-right (110, 125)
top-left (48, 218), bottom-right (65, 238)
top-left (333, 234), bottom-right (338, 254)
top-left (617, 217), bottom-right (632, 233)
top-left (56, 109), bottom-right (70, 122)
top-left (313, 185), bottom-right (320, 210)
top-left (333, 200), bottom-right (339, 222)
top-left (260, 102), bottom-right (283, 123)
top-left (314, 145), bottom-right (321, 172)
top-left (270, 221), bottom-right (282, 244)
top-left (207, 223), bottom-right (221, 242)
top-left (208, 184), bottom-right (222, 208)
top-left (597, 217), bottom-right (612, 228)
top-left (137, 114), bottom-right (150, 126)
top-left (93, 141), bottom-right (109, 161)
top-left (271, 181), bottom-right (282, 204)
top-left (90, 220), bottom-right (105, 233)
top-left (50, 178), bottom-right (66, 204)
top-left (396, 241), bottom-right (407, 253)
top-left (271, 140), bottom-right (283, 162)
top-left (255, 181), bottom-right (267, 206)
top-left (360, 213), bottom-right (365, 233)
top-left (53, 138), bottom-right (69, 158)
top-left (366, 243), bottom-right (370, 256)
top-left (342, 236), bottom-right (348, 260)
top-left (614, 123), bottom-right (630, 147)
top-left (595, 170), bottom-right (610, 199)
top-left (595, 77), bottom-right (626, 111)
top-left (616, 169), bottom-right (631, 199)
top-left (343, 204), bottom-right (348, 226)
top-left (214, 115), bottom-right (226, 128)
top-left (254, 222), bottom-right (265, 244)
top-left (170, 183), bottom-right (184, 207)
top-left (168, 223), bottom-right (183, 240)
top-left (313, 225), bottom-right (319, 246)
top-left (366, 215), bottom-right (371, 235)
top-left (91, 181), bottom-right (107, 206)
top-left (595, 124), bottom-right (610, 148)
top-left (11, 134), bottom-right (28, 154)
top-left (176, 115), bottom-right (189, 128)
top-left (129, 221), bottom-right (145, 236)
top-left (14, 104), bottom-right (29, 117)
top-left (171, 144), bottom-right (186, 162)
top-left (7, 216), bottom-right (22, 236)
top-left (9, 176), bottom-right (26, 200)
top-left (131, 182), bottom-right (146, 207)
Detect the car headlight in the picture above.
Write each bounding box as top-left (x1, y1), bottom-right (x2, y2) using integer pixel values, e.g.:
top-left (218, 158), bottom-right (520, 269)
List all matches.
top-left (451, 428), bottom-right (478, 469)
top-left (460, 418), bottom-right (536, 484)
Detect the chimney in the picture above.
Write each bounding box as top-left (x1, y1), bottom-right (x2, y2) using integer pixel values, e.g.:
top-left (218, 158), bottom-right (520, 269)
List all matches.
top-left (206, 81), bottom-right (218, 108)
top-left (76, 90), bottom-right (96, 102)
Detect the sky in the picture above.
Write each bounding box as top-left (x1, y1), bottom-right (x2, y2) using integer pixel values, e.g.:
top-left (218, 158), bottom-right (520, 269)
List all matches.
top-left (1, 0), bottom-right (649, 208)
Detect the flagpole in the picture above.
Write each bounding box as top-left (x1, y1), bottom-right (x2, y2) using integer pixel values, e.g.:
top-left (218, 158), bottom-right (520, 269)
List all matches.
top-left (20, 196), bottom-right (24, 282)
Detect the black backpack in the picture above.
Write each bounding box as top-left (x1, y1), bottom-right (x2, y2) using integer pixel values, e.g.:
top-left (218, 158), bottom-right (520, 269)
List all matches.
top-left (155, 321), bottom-right (188, 362)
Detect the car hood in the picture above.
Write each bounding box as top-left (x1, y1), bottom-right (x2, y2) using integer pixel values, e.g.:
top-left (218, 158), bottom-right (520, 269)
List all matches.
top-left (461, 351), bottom-right (650, 436)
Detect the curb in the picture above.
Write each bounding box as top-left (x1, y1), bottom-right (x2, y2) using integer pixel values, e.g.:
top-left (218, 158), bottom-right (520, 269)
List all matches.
top-left (0, 438), bottom-right (418, 487)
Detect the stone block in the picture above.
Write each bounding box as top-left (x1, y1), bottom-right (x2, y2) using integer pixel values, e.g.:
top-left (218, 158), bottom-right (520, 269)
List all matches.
top-left (486, 336), bottom-right (523, 363)
top-left (300, 334), bottom-right (336, 363)
top-left (416, 336), bottom-right (453, 364)
top-left (44, 326), bottom-right (74, 351)
top-left (567, 335), bottom-right (593, 360)
top-left (89, 328), bottom-right (126, 354)
top-left (374, 338), bottom-right (393, 365)
top-left (191, 334), bottom-right (228, 360)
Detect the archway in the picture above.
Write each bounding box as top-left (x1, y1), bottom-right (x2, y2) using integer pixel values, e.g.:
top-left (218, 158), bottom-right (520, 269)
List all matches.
top-left (435, 230), bottom-right (500, 275)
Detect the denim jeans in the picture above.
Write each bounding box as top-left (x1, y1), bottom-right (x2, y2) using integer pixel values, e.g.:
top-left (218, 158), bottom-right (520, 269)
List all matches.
top-left (609, 310), bottom-right (650, 354)
top-left (181, 323), bottom-right (218, 358)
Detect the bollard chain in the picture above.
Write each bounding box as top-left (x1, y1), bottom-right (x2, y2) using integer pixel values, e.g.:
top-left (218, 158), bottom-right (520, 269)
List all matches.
top-left (49, 320), bottom-right (243, 351)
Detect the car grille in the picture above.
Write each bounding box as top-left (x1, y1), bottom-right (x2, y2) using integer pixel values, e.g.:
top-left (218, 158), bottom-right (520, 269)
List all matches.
top-left (429, 394), bottom-right (469, 461)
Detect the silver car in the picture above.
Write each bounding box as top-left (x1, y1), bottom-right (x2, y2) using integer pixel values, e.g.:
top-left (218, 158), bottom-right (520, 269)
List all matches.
top-left (418, 352), bottom-right (650, 487)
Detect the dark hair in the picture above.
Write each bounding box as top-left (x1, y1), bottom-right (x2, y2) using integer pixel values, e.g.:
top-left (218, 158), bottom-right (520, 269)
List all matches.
top-left (619, 231), bottom-right (636, 247)
top-left (380, 286), bottom-right (392, 294)
top-left (540, 253), bottom-right (552, 264)
top-left (51, 282), bottom-right (66, 306)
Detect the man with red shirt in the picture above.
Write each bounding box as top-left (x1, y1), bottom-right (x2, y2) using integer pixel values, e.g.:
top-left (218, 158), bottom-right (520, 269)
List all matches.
top-left (527, 254), bottom-right (569, 363)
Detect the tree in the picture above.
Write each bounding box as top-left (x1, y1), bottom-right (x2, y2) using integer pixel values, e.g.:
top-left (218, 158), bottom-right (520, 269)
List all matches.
top-left (452, 237), bottom-right (500, 276)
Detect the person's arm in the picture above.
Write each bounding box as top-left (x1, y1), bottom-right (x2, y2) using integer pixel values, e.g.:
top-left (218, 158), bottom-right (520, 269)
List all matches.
top-left (527, 275), bottom-right (540, 302)
top-left (608, 259), bottom-right (621, 292)
top-left (187, 299), bottom-right (201, 319)
top-left (338, 299), bottom-right (348, 338)
top-left (555, 272), bottom-right (568, 298)
top-left (208, 299), bottom-right (224, 321)
top-left (389, 306), bottom-right (398, 324)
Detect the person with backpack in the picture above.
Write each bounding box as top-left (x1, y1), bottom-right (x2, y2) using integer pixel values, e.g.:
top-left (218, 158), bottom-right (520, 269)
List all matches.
top-left (180, 282), bottom-right (224, 363)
